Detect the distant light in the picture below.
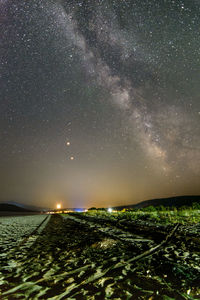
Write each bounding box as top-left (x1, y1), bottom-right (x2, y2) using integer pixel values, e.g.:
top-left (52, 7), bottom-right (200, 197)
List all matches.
top-left (70, 156), bottom-right (74, 160)
top-left (66, 141), bottom-right (70, 146)
top-left (74, 208), bottom-right (84, 212)
top-left (108, 208), bottom-right (113, 213)
top-left (57, 204), bottom-right (61, 209)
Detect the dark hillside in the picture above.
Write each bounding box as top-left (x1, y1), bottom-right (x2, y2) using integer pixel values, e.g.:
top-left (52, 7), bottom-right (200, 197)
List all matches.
top-left (113, 195), bottom-right (200, 210)
top-left (0, 203), bottom-right (35, 212)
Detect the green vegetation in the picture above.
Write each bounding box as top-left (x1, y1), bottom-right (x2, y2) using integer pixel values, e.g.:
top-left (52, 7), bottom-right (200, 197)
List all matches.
top-left (85, 205), bottom-right (200, 225)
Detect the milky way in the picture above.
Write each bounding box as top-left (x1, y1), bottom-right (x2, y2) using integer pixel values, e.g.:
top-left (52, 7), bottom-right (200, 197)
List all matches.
top-left (0, 0), bottom-right (200, 208)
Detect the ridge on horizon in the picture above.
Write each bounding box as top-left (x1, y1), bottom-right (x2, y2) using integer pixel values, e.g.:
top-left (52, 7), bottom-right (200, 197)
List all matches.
top-left (112, 195), bottom-right (200, 210)
top-left (1, 195), bottom-right (199, 212)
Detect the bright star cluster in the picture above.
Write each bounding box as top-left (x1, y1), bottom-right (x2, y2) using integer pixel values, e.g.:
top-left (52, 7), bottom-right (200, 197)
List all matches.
top-left (0, 0), bottom-right (200, 208)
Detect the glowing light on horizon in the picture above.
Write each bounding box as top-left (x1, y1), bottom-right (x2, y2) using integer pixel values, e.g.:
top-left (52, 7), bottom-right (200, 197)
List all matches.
top-left (108, 207), bottom-right (113, 213)
top-left (57, 203), bottom-right (61, 209)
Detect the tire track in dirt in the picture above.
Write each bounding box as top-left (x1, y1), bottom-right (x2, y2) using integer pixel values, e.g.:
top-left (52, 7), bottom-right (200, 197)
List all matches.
top-left (1, 214), bottom-right (199, 299)
top-left (64, 213), bottom-right (156, 249)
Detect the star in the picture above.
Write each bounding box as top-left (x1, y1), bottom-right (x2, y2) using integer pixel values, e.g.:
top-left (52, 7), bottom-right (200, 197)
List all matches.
top-left (0, 0), bottom-right (199, 207)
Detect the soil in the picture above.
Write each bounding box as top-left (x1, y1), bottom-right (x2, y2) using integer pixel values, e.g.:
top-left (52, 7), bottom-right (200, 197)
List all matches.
top-left (0, 214), bottom-right (200, 299)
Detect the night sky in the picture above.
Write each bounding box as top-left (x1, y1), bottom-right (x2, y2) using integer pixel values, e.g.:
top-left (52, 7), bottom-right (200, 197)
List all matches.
top-left (1, 0), bottom-right (200, 208)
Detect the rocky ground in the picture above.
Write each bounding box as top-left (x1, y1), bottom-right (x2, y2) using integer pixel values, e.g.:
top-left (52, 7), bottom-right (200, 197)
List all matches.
top-left (0, 213), bottom-right (200, 299)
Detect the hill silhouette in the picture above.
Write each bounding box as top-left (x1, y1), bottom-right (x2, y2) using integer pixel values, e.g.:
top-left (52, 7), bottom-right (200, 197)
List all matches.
top-left (0, 203), bottom-right (36, 212)
top-left (113, 195), bottom-right (200, 210)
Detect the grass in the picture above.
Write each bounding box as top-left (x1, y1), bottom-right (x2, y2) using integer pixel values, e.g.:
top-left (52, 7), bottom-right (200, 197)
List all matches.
top-left (84, 207), bottom-right (200, 225)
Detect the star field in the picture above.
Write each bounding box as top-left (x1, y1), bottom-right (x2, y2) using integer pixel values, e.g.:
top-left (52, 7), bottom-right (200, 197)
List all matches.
top-left (0, 0), bottom-right (200, 208)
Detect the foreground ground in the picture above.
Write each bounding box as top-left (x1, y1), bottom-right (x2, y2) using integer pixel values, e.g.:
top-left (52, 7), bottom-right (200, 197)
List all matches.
top-left (0, 212), bottom-right (200, 299)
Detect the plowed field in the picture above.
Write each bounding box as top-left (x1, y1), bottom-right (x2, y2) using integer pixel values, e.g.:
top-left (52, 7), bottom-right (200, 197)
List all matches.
top-left (0, 213), bottom-right (199, 299)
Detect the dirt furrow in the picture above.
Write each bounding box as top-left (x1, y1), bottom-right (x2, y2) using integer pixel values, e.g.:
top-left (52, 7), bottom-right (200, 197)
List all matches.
top-left (0, 214), bottom-right (199, 299)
